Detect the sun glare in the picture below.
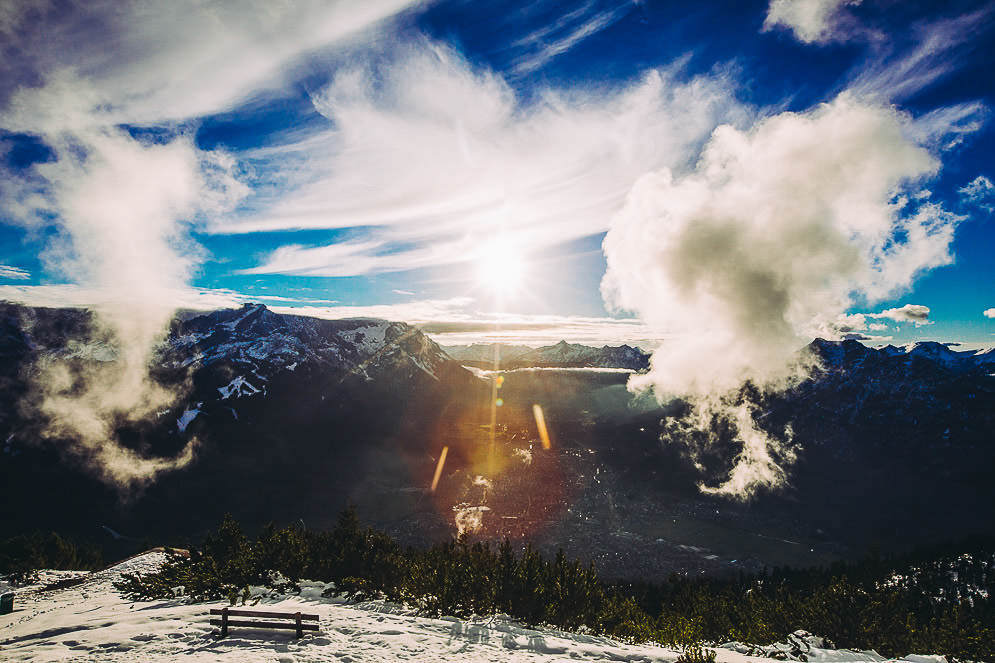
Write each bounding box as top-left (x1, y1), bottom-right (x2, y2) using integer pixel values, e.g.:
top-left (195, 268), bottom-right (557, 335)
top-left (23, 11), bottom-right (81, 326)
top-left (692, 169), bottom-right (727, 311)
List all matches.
top-left (475, 238), bottom-right (527, 295)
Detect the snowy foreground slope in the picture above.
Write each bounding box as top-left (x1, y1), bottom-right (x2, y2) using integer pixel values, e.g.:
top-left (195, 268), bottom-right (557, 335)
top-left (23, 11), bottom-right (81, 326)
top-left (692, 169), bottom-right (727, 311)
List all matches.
top-left (1, 553), bottom-right (949, 663)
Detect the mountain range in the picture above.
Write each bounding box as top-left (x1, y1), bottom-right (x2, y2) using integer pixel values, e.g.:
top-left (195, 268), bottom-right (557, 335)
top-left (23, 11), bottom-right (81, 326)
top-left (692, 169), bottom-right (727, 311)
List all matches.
top-left (1, 301), bottom-right (993, 577)
top-left (441, 341), bottom-right (651, 370)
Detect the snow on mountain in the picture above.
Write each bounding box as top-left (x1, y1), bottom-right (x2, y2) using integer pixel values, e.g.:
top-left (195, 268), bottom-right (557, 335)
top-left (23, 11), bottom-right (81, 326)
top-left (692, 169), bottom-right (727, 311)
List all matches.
top-left (161, 304), bottom-right (456, 401)
top-left (808, 338), bottom-right (995, 373)
top-left (0, 552), bottom-right (949, 663)
top-left (217, 376), bottom-right (260, 400)
top-left (176, 405), bottom-right (201, 433)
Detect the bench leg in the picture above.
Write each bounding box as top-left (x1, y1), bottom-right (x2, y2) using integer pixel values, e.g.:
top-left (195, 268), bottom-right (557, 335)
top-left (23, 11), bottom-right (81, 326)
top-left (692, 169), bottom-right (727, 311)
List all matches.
top-left (296, 612), bottom-right (303, 638)
top-left (221, 607), bottom-right (228, 637)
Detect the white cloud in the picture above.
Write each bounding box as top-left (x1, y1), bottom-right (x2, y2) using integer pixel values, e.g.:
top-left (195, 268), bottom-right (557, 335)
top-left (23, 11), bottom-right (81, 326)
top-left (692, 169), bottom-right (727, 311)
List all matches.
top-left (960, 175), bottom-right (995, 214)
top-left (221, 42), bottom-right (751, 277)
top-left (0, 265), bottom-right (29, 280)
top-left (510, 2), bottom-right (632, 75)
top-left (849, 9), bottom-right (993, 103)
top-left (763, 0), bottom-right (864, 44)
top-left (0, 0), bottom-right (418, 131)
top-left (985, 308), bottom-right (995, 319)
top-left (604, 94), bottom-right (953, 396)
top-left (603, 93), bottom-right (960, 498)
top-left (961, 175), bottom-right (994, 199)
top-left (0, 0), bottom-right (419, 489)
top-left (0, 121), bottom-right (247, 490)
top-left (908, 102), bottom-right (988, 152)
top-left (869, 303), bottom-right (932, 326)
top-left (831, 304), bottom-right (933, 335)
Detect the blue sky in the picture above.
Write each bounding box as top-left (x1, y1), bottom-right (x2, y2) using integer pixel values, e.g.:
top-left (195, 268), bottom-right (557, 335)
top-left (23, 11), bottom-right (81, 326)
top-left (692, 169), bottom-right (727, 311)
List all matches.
top-left (0, 0), bottom-right (993, 349)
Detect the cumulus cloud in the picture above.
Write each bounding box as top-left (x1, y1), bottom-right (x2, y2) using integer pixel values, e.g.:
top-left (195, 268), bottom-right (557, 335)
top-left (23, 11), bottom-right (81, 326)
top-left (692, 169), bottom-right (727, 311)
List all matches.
top-left (985, 308), bottom-right (995, 319)
top-left (870, 303), bottom-right (932, 326)
top-left (221, 42), bottom-right (751, 278)
top-left (830, 303), bottom-right (932, 335)
top-left (763, 0), bottom-right (864, 44)
top-left (961, 175), bottom-right (994, 200)
top-left (603, 93), bottom-right (961, 498)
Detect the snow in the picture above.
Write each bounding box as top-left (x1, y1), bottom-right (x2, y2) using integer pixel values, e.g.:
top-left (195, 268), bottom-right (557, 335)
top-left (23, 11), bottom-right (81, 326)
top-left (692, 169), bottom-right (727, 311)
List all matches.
top-left (0, 553), bottom-right (953, 663)
top-left (176, 406), bottom-right (201, 433)
top-left (337, 322), bottom-right (389, 355)
top-left (220, 304), bottom-right (265, 331)
top-left (217, 376), bottom-right (261, 400)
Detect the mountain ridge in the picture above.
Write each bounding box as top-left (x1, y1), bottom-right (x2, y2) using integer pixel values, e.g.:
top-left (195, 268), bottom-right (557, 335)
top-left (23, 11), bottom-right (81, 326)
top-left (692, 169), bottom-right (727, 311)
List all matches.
top-left (441, 340), bottom-right (651, 370)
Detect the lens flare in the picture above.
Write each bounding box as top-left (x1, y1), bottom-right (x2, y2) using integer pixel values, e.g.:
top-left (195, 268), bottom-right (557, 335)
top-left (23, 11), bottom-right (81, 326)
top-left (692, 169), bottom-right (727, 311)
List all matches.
top-left (430, 445), bottom-right (448, 493)
top-left (533, 403), bottom-right (551, 450)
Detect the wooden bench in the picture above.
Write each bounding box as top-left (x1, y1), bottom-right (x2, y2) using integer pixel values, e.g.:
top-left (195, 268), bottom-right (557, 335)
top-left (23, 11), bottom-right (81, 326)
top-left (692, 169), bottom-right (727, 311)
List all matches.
top-left (209, 607), bottom-right (319, 638)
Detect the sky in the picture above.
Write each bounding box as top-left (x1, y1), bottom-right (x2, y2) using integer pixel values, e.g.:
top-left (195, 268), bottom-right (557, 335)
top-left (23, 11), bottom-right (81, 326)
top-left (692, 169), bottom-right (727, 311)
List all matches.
top-left (0, 0), bottom-right (993, 349)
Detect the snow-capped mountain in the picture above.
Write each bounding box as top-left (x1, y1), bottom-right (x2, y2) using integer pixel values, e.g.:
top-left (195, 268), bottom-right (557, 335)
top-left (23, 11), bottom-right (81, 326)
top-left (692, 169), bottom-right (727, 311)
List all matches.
top-left (809, 338), bottom-right (995, 373)
top-left (2, 303), bottom-right (994, 578)
top-left (0, 302), bottom-right (483, 541)
top-left (442, 340), bottom-right (650, 370)
top-left (165, 303), bottom-right (453, 383)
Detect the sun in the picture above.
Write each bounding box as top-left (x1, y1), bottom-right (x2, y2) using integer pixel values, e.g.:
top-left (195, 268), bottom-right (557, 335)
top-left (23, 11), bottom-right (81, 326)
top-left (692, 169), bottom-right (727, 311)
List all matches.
top-left (475, 237), bottom-right (527, 296)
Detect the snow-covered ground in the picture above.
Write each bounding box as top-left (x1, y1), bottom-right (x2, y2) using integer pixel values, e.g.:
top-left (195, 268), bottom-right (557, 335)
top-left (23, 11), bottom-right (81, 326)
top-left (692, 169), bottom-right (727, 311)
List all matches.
top-left (0, 552), bottom-right (949, 663)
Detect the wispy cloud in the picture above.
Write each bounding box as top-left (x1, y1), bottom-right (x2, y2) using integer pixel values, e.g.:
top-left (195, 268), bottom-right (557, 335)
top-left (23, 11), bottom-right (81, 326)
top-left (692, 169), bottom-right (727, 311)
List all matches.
top-left (510, 1), bottom-right (632, 75)
top-left (0, 264), bottom-right (29, 280)
top-left (848, 8), bottom-right (994, 103)
top-left (223, 41), bottom-right (750, 278)
top-left (0, 0), bottom-right (418, 130)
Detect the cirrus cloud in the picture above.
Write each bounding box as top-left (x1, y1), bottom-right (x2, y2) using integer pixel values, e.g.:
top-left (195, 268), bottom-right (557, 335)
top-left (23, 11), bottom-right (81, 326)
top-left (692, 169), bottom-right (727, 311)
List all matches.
top-left (222, 41), bottom-right (753, 278)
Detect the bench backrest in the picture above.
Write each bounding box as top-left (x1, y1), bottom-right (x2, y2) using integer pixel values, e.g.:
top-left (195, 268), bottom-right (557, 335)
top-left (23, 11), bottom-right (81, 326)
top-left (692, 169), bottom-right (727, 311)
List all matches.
top-left (209, 607), bottom-right (319, 638)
